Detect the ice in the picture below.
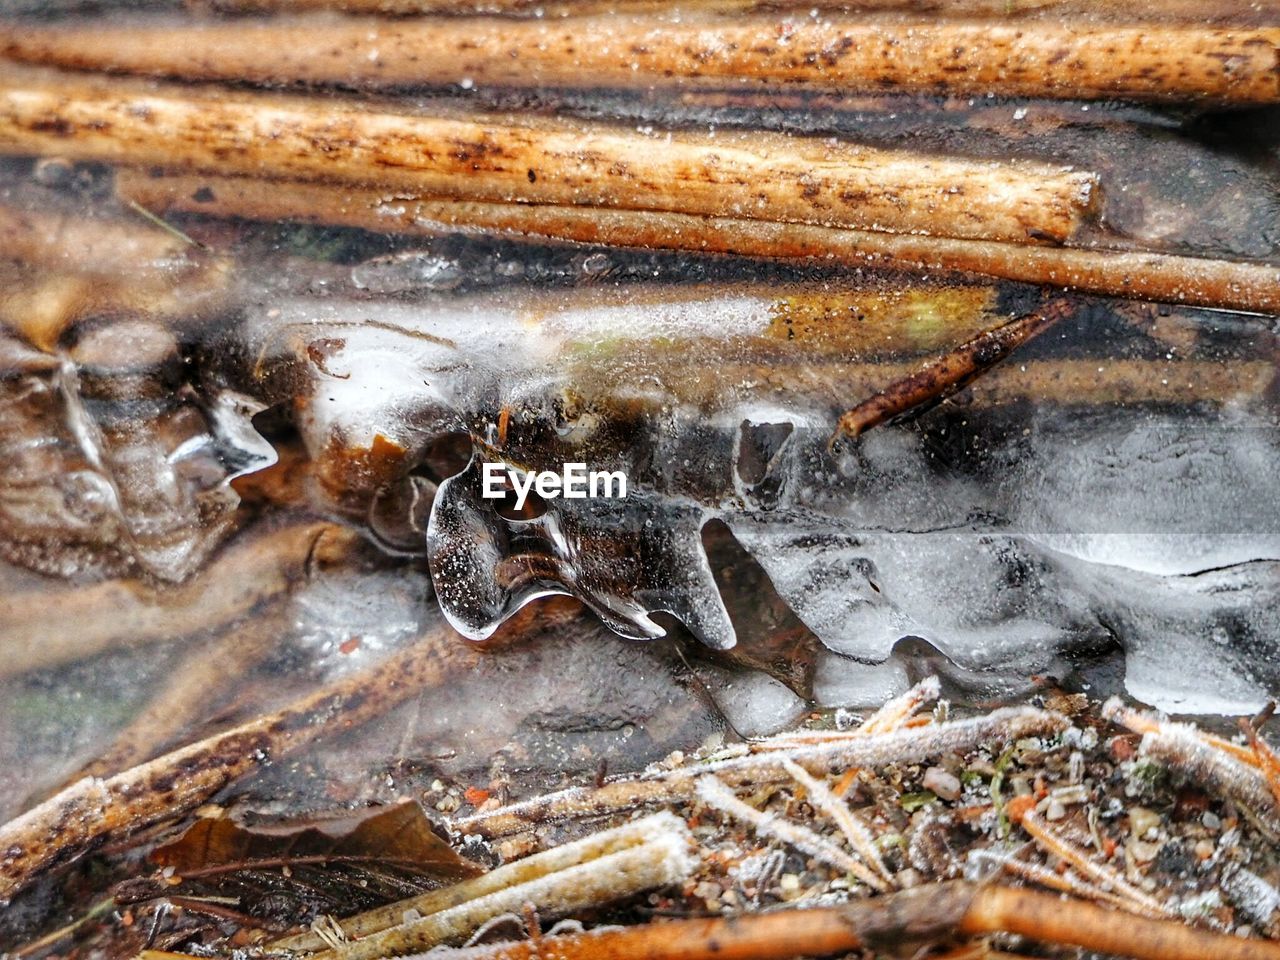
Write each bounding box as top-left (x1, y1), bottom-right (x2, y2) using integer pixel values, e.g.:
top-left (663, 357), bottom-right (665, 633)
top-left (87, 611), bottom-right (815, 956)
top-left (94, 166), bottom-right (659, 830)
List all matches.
top-left (811, 653), bottom-right (911, 710)
top-left (217, 275), bottom-right (1280, 715)
top-left (0, 323), bottom-right (272, 581)
top-left (701, 668), bottom-right (807, 738)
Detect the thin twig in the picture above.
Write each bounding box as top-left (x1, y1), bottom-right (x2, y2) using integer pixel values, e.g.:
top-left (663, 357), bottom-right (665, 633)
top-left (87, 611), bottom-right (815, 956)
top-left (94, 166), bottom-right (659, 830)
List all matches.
top-left (831, 301), bottom-right (1069, 444)
top-left (696, 775), bottom-right (884, 888)
top-left (116, 172), bottom-right (1280, 314)
top-left (0, 620), bottom-right (498, 904)
top-left (974, 847), bottom-right (1159, 917)
top-left (453, 707), bottom-right (1068, 841)
top-left (780, 759), bottom-right (894, 888)
top-left (758, 676), bottom-right (940, 749)
top-left (1004, 794), bottom-right (1174, 919)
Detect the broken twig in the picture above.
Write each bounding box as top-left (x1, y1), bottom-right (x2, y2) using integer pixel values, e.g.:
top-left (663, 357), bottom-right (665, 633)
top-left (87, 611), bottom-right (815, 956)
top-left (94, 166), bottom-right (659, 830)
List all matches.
top-left (0, 621), bottom-right (493, 903)
top-left (831, 301), bottom-right (1069, 444)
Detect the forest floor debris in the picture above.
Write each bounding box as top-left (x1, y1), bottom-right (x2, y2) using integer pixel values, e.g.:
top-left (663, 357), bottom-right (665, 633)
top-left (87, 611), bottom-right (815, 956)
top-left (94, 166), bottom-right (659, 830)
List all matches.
top-left (8, 679), bottom-right (1280, 960)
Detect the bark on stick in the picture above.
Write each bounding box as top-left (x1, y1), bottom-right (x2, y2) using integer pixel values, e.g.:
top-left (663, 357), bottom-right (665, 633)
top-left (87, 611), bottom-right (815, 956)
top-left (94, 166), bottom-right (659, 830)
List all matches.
top-left (117, 171), bottom-right (1280, 314)
top-left (203, 0), bottom-right (1280, 22)
top-left (4, 14), bottom-right (1276, 103)
top-left (0, 70), bottom-right (1097, 244)
top-left (0, 621), bottom-right (486, 904)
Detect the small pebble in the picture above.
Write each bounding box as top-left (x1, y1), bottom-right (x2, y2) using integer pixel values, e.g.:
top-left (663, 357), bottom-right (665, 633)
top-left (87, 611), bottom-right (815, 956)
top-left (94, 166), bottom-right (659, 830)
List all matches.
top-left (1129, 839), bottom-right (1162, 863)
top-left (1194, 839), bottom-right (1216, 861)
top-left (1129, 806), bottom-right (1161, 840)
top-left (1044, 799), bottom-right (1067, 821)
top-left (1202, 811), bottom-right (1222, 831)
top-left (922, 766), bottom-right (961, 801)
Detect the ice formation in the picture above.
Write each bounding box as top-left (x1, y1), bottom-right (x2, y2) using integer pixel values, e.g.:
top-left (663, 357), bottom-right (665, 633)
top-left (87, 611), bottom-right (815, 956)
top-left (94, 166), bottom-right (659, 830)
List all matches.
top-left (204, 270), bottom-right (1280, 714)
top-left (0, 319), bottom-right (274, 580)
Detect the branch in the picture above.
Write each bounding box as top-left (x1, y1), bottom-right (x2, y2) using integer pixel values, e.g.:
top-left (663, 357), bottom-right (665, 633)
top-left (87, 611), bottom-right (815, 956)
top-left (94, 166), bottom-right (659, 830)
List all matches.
top-left (832, 301), bottom-right (1068, 443)
top-left (0, 620), bottom-right (498, 904)
top-left (453, 706), bottom-right (1067, 840)
top-left (117, 172), bottom-right (1280, 314)
top-left (199, 0), bottom-right (1280, 21)
top-left (365, 881), bottom-right (1280, 960)
top-left (4, 14), bottom-right (1277, 103)
top-left (0, 68), bottom-right (1098, 244)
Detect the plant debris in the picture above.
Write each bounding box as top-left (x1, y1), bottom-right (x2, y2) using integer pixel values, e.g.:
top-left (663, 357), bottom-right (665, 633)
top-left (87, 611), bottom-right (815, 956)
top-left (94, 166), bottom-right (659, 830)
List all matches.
top-left (9, 684), bottom-right (1280, 959)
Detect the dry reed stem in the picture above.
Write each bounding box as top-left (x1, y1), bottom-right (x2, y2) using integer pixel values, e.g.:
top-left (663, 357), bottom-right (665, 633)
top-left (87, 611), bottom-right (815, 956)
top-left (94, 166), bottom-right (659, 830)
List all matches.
top-left (1004, 794), bottom-right (1174, 919)
top-left (305, 815), bottom-right (695, 960)
top-left (201, 0), bottom-right (1280, 22)
top-left (273, 813), bottom-right (690, 952)
top-left (0, 69), bottom-right (1099, 245)
top-left (0, 620), bottom-right (490, 904)
top-left (115, 172), bottom-right (1280, 314)
top-left (316, 881), bottom-right (1280, 960)
top-left (5, 15), bottom-right (1277, 103)
top-left (695, 775), bottom-right (886, 889)
top-left (453, 706), bottom-right (1068, 840)
top-left (0, 520), bottom-right (361, 679)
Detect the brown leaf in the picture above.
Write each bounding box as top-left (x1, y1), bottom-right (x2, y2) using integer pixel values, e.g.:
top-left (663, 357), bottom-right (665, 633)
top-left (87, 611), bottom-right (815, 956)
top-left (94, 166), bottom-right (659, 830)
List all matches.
top-left (151, 801), bottom-right (478, 877)
top-left (139, 802), bottom-right (482, 926)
